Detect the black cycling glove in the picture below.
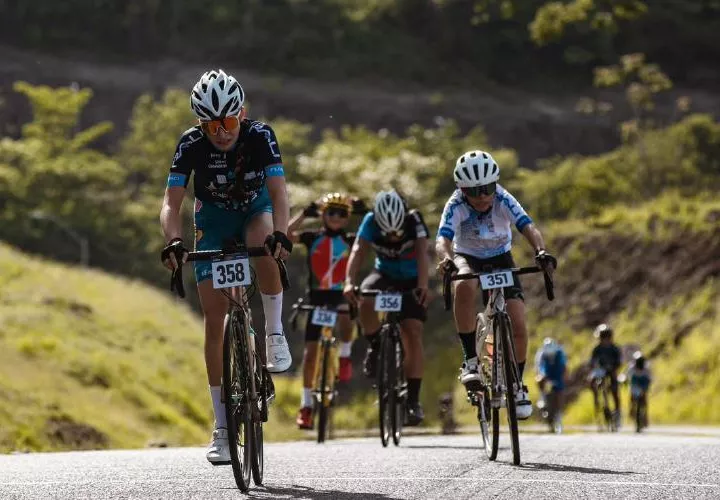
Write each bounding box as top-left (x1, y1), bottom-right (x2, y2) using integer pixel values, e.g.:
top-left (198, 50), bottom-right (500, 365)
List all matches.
top-left (535, 249), bottom-right (558, 270)
top-left (161, 238), bottom-right (187, 264)
top-left (264, 231), bottom-right (293, 255)
top-left (303, 202), bottom-right (319, 217)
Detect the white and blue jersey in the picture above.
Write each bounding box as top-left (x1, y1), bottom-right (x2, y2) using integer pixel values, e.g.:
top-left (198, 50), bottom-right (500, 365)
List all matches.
top-left (357, 210), bottom-right (429, 280)
top-left (436, 186), bottom-right (532, 259)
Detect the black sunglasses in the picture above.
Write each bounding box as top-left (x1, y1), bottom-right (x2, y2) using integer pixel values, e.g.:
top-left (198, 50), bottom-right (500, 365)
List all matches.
top-left (461, 182), bottom-right (497, 198)
top-left (326, 207), bottom-right (349, 218)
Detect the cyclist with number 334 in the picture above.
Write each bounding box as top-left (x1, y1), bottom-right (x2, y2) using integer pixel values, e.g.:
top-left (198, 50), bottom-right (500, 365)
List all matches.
top-left (343, 190), bottom-right (430, 426)
top-left (436, 150), bottom-right (557, 420)
top-left (159, 70), bottom-right (293, 464)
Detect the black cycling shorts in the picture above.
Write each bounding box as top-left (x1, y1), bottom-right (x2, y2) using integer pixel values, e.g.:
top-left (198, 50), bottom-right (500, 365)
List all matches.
top-left (453, 251), bottom-right (524, 305)
top-left (305, 290), bottom-right (346, 342)
top-left (360, 270), bottom-right (426, 322)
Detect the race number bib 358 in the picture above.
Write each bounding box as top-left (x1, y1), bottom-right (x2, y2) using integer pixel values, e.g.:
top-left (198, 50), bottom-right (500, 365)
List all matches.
top-left (479, 270), bottom-right (513, 291)
top-left (311, 308), bottom-right (338, 327)
top-left (212, 254), bottom-right (251, 289)
top-left (374, 293), bottom-right (403, 312)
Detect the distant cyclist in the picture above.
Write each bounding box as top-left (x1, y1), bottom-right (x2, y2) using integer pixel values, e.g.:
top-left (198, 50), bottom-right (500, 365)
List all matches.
top-left (534, 338), bottom-right (567, 430)
top-left (436, 150), bottom-right (557, 420)
top-left (627, 350), bottom-right (652, 428)
top-left (288, 192), bottom-right (363, 429)
top-left (588, 323), bottom-right (622, 426)
top-left (343, 190), bottom-right (429, 426)
top-left (160, 69), bottom-right (293, 464)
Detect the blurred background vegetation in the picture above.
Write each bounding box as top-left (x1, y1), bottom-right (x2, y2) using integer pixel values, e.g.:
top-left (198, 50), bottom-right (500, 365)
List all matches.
top-left (0, 0), bottom-right (719, 451)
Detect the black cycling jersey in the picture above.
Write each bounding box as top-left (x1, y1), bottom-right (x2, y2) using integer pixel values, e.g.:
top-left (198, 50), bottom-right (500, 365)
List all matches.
top-left (167, 119), bottom-right (283, 211)
top-left (591, 344), bottom-right (622, 372)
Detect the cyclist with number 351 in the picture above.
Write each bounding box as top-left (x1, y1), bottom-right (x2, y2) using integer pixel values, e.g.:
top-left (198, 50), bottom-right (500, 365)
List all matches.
top-left (159, 70), bottom-right (293, 464)
top-left (343, 190), bottom-right (430, 426)
top-left (435, 150), bottom-right (557, 420)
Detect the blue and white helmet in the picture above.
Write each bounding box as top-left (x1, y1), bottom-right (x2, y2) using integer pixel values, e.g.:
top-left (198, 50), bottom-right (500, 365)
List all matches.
top-left (454, 150), bottom-right (499, 187)
top-left (373, 190), bottom-right (406, 233)
top-left (190, 69), bottom-right (244, 120)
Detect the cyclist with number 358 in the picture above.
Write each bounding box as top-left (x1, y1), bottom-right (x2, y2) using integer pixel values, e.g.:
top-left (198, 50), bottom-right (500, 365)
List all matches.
top-left (435, 150), bottom-right (557, 420)
top-left (159, 70), bottom-right (293, 464)
top-left (343, 190), bottom-right (430, 426)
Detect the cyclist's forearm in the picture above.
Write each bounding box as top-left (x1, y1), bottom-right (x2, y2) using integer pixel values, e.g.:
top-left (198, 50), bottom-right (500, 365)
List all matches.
top-left (160, 190), bottom-right (184, 241)
top-left (345, 243), bottom-right (367, 286)
top-left (416, 238), bottom-right (429, 288)
top-left (521, 224), bottom-right (546, 253)
top-left (435, 237), bottom-right (454, 261)
top-left (267, 178), bottom-right (290, 233)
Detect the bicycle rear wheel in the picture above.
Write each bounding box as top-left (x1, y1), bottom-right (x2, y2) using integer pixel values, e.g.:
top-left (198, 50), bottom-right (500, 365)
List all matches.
top-left (391, 329), bottom-right (405, 446)
top-left (317, 338), bottom-right (333, 444)
top-left (498, 314), bottom-right (521, 465)
top-left (223, 311), bottom-right (252, 492)
top-left (251, 352), bottom-right (264, 485)
top-left (377, 327), bottom-right (392, 447)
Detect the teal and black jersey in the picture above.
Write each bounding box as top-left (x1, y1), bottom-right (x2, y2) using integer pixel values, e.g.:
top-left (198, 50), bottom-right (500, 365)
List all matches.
top-left (167, 119), bottom-right (284, 211)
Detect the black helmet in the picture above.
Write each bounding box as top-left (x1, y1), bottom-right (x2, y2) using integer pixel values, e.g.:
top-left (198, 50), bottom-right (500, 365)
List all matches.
top-left (594, 323), bottom-right (613, 339)
top-left (633, 350), bottom-right (646, 369)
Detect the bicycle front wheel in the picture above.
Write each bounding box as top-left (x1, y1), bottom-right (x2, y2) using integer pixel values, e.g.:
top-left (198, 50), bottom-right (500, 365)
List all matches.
top-left (317, 338), bottom-right (333, 444)
top-left (377, 328), bottom-right (392, 447)
top-left (391, 330), bottom-right (405, 447)
top-left (251, 352), bottom-right (264, 485)
top-left (498, 314), bottom-right (521, 466)
top-left (223, 311), bottom-right (252, 491)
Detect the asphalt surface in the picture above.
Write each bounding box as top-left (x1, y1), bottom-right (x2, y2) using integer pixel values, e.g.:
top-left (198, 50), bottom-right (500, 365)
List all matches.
top-left (2, 429), bottom-right (720, 499)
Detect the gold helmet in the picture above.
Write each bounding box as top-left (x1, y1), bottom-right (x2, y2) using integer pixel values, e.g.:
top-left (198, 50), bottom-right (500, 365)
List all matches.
top-left (320, 192), bottom-right (352, 212)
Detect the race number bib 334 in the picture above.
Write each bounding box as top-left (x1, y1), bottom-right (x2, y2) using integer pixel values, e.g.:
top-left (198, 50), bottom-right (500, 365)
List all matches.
top-left (212, 254), bottom-right (251, 289)
top-left (374, 293), bottom-right (403, 312)
top-left (479, 270), bottom-right (513, 291)
top-left (311, 308), bottom-right (338, 327)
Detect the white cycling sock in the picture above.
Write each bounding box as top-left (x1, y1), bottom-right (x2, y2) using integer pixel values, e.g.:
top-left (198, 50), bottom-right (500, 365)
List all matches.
top-left (339, 341), bottom-right (352, 358)
top-left (261, 292), bottom-right (284, 335)
top-left (301, 387), bottom-right (313, 408)
top-left (209, 386), bottom-right (227, 429)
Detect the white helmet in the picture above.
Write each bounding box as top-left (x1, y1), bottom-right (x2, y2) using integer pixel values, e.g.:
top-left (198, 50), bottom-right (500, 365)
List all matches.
top-left (373, 190), bottom-right (406, 234)
top-left (453, 150), bottom-right (499, 187)
top-left (190, 69), bottom-right (244, 120)
top-left (542, 337), bottom-right (560, 357)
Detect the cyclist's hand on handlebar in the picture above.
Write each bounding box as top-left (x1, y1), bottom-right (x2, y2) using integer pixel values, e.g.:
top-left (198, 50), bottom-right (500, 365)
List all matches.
top-left (264, 230), bottom-right (293, 260)
top-left (535, 249), bottom-right (557, 276)
top-left (343, 283), bottom-right (361, 307)
top-left (437, 257), bottom-right (458, 277)
top-left (161, 238), bottom-right (188, 271)
top-left (414, 286), bottom-right (430, 308)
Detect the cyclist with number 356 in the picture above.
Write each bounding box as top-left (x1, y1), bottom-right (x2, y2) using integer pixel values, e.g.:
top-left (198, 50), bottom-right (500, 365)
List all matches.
top-left (343, 190), bottom-right (430, 426)
top-left (159, 70), bottom-right (293, 464)
top-left (435, 150), bottom-right (557, 420)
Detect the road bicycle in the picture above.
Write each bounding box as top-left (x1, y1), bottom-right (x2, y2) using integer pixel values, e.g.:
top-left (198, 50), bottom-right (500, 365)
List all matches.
top-left (443, 265), bottom-right (553, 465)
top-left (356, 288), bottom-right (415, 447)
top-left (171, 241), bottom-right (289, 491)
top-left (290, 299), bottom-right (352, 443)
top-left (591, 370), bottom-right (619, 433)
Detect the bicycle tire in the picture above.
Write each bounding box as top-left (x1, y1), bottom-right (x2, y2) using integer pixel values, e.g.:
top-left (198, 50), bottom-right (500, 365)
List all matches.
top-left (635, 397), bottom-right (647, 433)
top-left (317, 338), bottom-right (332, 444)
top-left (498, 314), bottom-right (521, 465)
top-left (251, 352), bottom-right (264, 485)
top-left (377, 327), bottom-right (391, 447)
top-left (223, 310), bottom-right (252, 492)
top-left (392, 328), bottom-right (404, 447)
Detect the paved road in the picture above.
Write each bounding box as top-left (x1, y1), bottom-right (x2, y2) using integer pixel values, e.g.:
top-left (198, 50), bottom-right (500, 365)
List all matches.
top-left (3, 430), bottom-right (720, 499)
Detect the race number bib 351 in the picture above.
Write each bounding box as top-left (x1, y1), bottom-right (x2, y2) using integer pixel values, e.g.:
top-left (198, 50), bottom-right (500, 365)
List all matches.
top-left (212, 253), bottom-right (251, 289)
top-left (311, 308), bottom-right (338, 327)
top-left (374, 293), bottom-right (403, 312)
top-left (479, 270), bottom-right (513, 291)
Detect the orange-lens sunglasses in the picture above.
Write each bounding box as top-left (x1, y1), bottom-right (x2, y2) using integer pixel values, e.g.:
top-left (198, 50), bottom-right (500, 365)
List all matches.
top-left (199, 116), bottom-right (240, 136)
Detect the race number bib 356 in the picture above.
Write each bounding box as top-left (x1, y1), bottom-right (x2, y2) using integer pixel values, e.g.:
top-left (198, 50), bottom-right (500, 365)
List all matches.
top-left (212, 254), bottom-right (251, 289)
top-left (374, 293), bottom-right (403, 312)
